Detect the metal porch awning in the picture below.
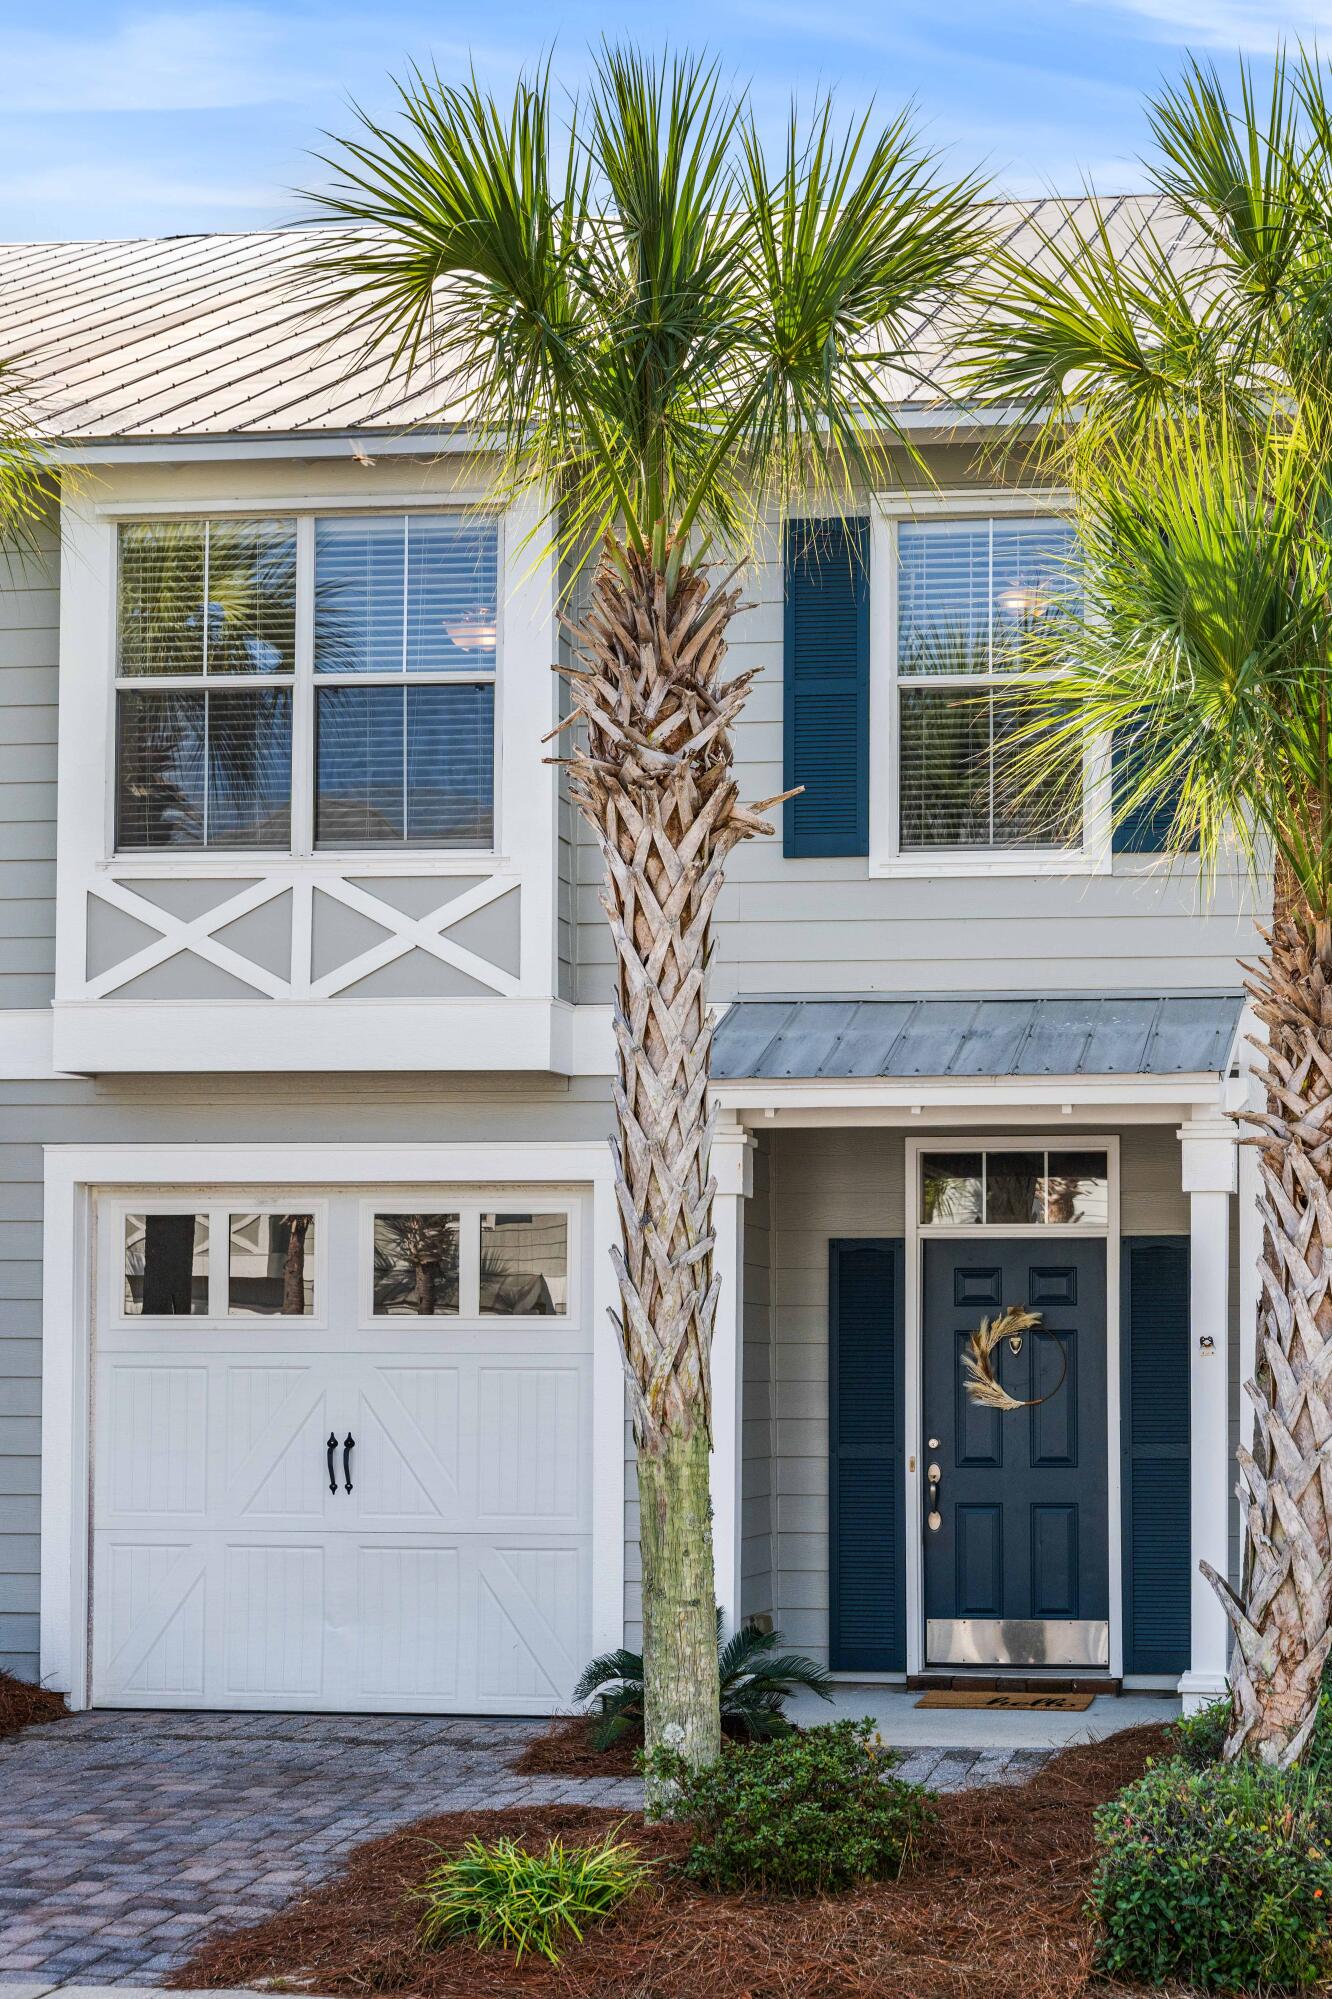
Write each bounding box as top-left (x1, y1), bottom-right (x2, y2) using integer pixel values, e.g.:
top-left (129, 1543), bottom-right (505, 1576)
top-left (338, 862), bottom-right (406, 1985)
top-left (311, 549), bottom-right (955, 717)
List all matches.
top-left (710, 992), bottom-right (1244, 1083)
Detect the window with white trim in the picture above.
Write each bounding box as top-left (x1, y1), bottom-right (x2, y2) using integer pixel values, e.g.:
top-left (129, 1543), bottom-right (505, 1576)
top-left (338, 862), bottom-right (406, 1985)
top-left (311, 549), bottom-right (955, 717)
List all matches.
top-left (893, 513), bottom-right (1082, 855)
top-left (114, 511), bottom-right (499, 854)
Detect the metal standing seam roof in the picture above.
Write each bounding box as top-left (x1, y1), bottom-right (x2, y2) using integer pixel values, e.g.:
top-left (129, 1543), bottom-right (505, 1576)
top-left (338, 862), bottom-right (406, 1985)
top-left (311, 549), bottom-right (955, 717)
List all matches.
top-left (710, 993), bottom-right (1246, 1082)
top-left (0, 195), bottom-right (1211, 442)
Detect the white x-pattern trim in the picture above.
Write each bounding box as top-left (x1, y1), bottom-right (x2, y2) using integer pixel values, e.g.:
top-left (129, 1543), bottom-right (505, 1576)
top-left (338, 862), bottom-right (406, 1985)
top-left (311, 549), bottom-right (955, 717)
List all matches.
top-left (84, 872), bottom-right (523, 1001)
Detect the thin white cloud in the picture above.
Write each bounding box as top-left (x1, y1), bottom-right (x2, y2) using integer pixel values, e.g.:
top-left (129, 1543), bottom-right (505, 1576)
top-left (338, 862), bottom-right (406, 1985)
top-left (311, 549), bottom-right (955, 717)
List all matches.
top-left (1090, 0), bottom-right (1332, 50)
top-left (0, 8), bottom-right (322, 113)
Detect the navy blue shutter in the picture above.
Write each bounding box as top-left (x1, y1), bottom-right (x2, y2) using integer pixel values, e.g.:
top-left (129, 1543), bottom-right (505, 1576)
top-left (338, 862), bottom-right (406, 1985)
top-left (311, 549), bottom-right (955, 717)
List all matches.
top-left (1120, 1236), bottom-right (1192, 1674)
top-left (1112, 726), bottom-right (1198, 854)
top-left (783, 518), bottom-right (870, 857)
top-left (829, 1238), bottom-right (905, 1670)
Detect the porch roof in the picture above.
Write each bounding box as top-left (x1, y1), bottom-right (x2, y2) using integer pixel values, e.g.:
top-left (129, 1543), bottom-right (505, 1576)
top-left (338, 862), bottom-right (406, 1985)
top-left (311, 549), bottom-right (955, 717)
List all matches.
top-left (711, 992), bottom-right (1244, 1083)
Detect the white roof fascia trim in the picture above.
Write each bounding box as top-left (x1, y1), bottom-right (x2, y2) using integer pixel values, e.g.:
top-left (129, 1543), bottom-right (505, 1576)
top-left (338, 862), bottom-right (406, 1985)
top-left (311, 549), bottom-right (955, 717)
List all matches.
top-left (710, 1073), bottom-right (1224, 1113)
top-left (44, 402), bottom-right (1042, 466)
top-left (46, 429), bottom-right (483, 465)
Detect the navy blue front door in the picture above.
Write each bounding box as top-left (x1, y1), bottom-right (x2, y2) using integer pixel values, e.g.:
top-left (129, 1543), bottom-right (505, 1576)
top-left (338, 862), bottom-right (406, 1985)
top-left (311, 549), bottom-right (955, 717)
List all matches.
top-left (922, 1238), bottom-right (1109, 1667)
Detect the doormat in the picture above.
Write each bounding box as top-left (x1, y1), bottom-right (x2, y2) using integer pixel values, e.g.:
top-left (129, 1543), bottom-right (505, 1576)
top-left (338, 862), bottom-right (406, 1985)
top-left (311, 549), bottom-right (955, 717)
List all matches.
top-left (915, 1689), bottom-right (1095, 1712)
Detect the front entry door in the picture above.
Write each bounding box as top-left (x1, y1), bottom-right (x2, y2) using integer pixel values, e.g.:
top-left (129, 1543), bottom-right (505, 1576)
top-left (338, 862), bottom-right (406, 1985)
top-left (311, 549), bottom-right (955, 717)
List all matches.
top-left (922, 1238), bottom-right (1108, 1669)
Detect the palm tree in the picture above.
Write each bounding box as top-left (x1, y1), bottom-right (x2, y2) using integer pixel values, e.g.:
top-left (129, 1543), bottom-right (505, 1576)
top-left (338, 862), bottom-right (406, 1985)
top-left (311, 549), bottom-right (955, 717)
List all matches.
top-left (0, 360), bottom-right (42, 547)
top-left (960, 50), bottom-right (1332, 1766)
top-left (305, 47), bottom-right (985, 1785)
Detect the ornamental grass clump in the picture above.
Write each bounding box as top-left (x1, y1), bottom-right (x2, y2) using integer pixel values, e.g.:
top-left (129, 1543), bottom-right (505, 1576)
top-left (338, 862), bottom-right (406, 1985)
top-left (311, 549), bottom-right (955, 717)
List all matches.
top-left (415, 1825), bottom-right (651, 1965)
top-left (647, 1717), bottom-right (932, 1894)
top-left (1090, 1757), bottom-right (1332, 1991)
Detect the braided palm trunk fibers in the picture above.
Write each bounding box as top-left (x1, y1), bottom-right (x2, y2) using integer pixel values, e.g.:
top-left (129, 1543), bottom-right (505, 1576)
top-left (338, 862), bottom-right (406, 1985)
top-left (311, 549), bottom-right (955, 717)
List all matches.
top-left (559, 543), bottom-right (777, 1778)
top-left (1205, 916), bottom-right (1332, 1764)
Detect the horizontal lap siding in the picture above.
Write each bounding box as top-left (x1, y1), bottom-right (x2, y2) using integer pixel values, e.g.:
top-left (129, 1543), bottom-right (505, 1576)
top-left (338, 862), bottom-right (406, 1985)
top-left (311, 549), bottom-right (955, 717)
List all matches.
top-left (0, 519), bottom-right (58, 1011)
top-left (764, 1124), bottom-right (1228, 1672)
top-left (0, 1072), bottom-right (616, 1684)
top-left (573, 478), bottom-right (1266, 1006)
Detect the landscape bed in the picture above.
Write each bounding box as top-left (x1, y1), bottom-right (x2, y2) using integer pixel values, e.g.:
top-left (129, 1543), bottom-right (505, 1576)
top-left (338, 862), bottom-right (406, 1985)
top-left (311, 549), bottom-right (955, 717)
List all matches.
top-left (179, 1724), bottom-right (1178, 1999)
top-left (0, 1670), bottom-right (65, 1741)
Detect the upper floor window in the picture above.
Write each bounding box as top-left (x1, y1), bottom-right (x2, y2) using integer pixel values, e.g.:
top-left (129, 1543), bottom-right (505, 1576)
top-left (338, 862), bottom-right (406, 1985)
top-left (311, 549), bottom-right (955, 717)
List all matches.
top-left (894, 514), bottom-right (1080, 854)
top-left (114, 511), bottom-right (498, 854)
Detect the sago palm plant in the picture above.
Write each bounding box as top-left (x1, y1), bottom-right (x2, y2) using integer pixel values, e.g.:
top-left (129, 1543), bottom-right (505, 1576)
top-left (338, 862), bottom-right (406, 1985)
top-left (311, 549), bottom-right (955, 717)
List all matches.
top-left (960, 49), bottom-right (1332, 1765)
top-left (305, 47), bottom-right (985, 1788)
top-left (575, 1612), bottom-right (834, 1748)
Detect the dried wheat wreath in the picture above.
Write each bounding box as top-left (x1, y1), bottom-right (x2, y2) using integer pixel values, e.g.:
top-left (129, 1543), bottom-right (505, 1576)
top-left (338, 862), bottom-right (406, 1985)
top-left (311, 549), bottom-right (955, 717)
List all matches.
top-left (962, 1305), bottom-right (1067, 1412)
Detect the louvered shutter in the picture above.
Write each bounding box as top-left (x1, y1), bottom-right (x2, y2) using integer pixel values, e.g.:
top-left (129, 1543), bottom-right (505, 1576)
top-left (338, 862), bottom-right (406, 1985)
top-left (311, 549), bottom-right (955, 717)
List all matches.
top-left (783, 518), bottom-right (869, 857)
top-left (1112, 726), bottom-right (1198, 854)
top-left (1120, 1236), bottom-right (1192, 1674)
top-left (829, 1238), bottom-right (905, 1670)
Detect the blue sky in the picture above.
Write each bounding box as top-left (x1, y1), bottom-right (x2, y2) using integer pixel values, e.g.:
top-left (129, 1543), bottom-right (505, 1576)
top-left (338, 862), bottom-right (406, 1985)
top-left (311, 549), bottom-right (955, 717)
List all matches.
top-left (0, 0), bottom-right (1325, 240)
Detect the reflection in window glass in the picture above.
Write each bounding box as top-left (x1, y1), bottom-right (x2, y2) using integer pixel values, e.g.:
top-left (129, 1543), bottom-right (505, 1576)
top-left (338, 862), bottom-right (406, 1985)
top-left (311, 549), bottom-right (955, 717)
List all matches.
top-left (373, 1214), bottom-right (460, 1315)
top-left (124, 1213), bottom-right (209, 1315)
top-left (228, 1213), bottom-right (315, 1315)
top-left (118, 518), bottom-right (297, 677)
top-left (481, 1213), bottom-right (568, 1315)
top-left (985, 1150), bottom-right (1044, 1223)
top-left (1043, 1153), bottom-right (1109, 1226)
top-left (921, 1154), bottom-right (983, 1225)
top-left (116, 688), bottom-right (292, 849)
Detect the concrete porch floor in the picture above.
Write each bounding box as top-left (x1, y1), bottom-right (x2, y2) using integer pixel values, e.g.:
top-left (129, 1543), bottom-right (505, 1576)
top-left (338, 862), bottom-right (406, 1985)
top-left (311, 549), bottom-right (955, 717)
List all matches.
top-left (784, 1684), bottom-right (1182, 1751)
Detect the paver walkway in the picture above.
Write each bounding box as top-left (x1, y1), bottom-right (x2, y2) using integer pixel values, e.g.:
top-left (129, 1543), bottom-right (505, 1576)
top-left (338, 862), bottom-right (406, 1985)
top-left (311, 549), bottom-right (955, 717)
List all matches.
top-left (0, 1711), bottom-right (1049, 1988)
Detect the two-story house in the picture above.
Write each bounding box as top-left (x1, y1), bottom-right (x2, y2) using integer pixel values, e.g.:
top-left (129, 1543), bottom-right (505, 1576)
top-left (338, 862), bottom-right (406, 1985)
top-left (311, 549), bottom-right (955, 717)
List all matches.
top-left (0, 201), bottom-right (1259, 1720)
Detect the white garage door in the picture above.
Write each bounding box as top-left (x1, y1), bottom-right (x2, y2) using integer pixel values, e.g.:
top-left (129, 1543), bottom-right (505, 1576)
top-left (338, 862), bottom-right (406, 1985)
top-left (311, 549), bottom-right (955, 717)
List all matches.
top-left (91, 1190), bottom-right (592, 1712)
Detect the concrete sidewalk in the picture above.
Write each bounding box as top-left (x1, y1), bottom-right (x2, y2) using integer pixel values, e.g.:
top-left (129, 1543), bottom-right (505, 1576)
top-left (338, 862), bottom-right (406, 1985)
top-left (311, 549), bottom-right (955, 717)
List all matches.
top-left (784, 1684), bottom-right (1181, 1751)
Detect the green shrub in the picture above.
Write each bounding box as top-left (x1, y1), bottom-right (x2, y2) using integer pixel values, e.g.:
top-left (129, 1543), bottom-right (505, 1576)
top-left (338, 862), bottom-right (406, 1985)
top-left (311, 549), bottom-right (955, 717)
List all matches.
top-left (1091, 1757), bottom-right (1332, 1991)
top-left (415, 1826), bottom-right (650, 1965)
top-left (1168, 1694), bottom-right (1231, 1769)
top-left (646, 1717), bottom-right (931, 1895)
top-left (576, 1612), bottom-right (833, 1748)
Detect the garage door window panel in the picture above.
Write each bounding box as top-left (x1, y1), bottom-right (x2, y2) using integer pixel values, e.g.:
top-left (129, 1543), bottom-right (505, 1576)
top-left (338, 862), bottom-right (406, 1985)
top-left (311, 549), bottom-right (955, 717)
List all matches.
top-left (123, 1212), bottom-right (209, 1316)
top-left (372, 1213), bottom-right (461, 1316)
top-left (227, 1212), bottom-right (317, 1316)
top-left (481, 1212), bottom-right (569, 1316)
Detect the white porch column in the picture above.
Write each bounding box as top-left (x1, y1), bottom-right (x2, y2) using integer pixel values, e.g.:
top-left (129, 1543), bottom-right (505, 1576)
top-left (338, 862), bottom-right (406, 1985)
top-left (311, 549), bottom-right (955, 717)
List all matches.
top-left (710, 1123), bottom-right (754, 1636)
top-left (1177, 1114), bottom-right (1238, 1711)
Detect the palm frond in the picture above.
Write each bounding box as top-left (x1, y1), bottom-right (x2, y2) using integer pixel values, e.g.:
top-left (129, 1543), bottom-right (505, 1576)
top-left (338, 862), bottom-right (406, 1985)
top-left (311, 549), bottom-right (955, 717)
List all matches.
top-left (572, 1646), bottom-right (643, 1704)
top-left (302, 50), bottom-right (986, 568)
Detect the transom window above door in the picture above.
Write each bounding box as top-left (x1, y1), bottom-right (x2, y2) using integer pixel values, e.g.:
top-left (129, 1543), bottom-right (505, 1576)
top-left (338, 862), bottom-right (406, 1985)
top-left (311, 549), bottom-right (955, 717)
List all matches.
top-left (894, 514), bottom-right (1081, 857)
top-left (920, 1149), bottom-right (1108, 1227)
top-left (114, 511), bottom-right (499, 855)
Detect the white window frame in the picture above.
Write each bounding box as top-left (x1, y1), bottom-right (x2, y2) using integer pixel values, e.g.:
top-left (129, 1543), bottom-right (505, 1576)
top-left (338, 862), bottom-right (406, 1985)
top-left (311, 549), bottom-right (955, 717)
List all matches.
top-left (869, 490), bottom-right (1113, 878)
top-left (111, 503), bottom-right (503, 864)
top-left (357, 1195), bottom-right (579, 1327)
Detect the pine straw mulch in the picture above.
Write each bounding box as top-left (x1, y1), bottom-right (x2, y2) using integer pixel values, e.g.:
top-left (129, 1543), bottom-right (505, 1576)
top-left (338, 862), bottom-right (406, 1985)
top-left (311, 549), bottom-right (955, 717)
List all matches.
top-left (177, 1722), bottom-right (1199, 1999)
top-left (513, 1714), bottom-right (770, 1778)
top-left (511, 1715), bottom-right (641, 1777)
top-left (0, 1670), bottom-right (65, 1739)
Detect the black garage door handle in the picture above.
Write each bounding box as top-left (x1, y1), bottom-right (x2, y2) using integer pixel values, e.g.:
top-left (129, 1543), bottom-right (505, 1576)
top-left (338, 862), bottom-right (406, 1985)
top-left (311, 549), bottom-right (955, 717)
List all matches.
top-left (342, 1432), bottom-right (355, 1494)
top-left (326, 1431), bottom-right (338, 1494)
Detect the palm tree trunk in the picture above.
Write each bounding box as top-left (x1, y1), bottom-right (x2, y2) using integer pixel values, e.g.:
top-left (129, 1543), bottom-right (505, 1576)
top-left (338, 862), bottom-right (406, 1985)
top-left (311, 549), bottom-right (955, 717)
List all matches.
top-left (559, 541), bottom-right (777, 1797)
top-left (1205, 913), bottom-right (1332, 1764)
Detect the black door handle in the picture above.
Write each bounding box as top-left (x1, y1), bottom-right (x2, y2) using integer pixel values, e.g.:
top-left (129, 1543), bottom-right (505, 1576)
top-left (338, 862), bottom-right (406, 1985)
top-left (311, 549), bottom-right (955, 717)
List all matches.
top-left (326, 1431), bottom-right (338, 1494)
top-left (342, 1432), bottom-right (355, 1494)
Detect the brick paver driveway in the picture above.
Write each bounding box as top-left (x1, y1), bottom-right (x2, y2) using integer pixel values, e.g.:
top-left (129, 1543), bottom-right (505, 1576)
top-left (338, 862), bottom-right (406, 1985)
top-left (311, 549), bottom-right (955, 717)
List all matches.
top-left (0, 1711), bottom-right (1047, 1987)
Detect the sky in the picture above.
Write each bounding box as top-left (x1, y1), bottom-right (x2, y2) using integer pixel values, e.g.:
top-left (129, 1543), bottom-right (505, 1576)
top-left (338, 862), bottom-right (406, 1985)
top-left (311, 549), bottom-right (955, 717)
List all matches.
top-left (0, 0), bottom-right (1325, 241)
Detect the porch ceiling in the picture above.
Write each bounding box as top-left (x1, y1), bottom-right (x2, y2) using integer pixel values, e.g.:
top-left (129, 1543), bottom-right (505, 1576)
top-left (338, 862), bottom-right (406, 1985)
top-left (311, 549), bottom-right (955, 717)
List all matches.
top-left (711, 992), bottom-right (1244, 1083)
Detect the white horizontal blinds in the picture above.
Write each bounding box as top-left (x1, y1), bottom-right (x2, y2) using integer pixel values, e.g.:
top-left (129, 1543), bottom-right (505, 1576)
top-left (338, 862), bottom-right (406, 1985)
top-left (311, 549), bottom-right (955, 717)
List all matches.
top-left (115, 518), bottom-right (295, 849)
top-left (118, 519), bottom-right (297, 677)
top-left (897, 515), bottom-right (1080, 852)
top-left (313, 514), bottom-right (497, 849)
top-left (406, 517), bottom-right (498, 671)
